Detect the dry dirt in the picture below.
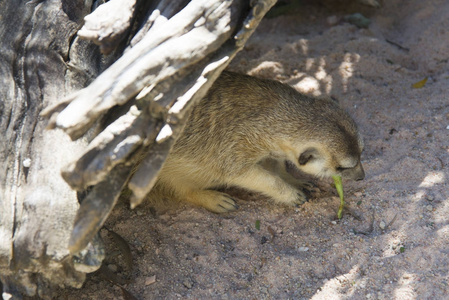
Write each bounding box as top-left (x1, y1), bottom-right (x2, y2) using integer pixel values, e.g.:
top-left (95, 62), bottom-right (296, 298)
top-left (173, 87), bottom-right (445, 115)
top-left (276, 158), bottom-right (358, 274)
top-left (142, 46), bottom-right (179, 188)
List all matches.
top-left (61, 0), bottom-right (449, 299)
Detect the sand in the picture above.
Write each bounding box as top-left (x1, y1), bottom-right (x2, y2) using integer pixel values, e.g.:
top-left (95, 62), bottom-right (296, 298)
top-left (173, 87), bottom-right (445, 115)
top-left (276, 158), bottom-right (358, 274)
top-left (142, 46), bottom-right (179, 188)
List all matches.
top-left (61, 0), bottom-right (449, 299)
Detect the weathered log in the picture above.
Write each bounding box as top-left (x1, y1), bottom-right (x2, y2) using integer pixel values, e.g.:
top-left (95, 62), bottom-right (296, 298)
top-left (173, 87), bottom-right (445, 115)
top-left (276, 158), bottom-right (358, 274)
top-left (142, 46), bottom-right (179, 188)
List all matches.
top-left (0, 1), bottom-right (105, 298)
top-left (0, 0), bottom-right (276, 298)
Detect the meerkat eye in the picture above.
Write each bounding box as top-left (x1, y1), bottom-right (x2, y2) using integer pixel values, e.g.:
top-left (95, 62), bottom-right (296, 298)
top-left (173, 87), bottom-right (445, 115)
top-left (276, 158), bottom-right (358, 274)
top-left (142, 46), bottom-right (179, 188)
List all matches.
top-left (336, 166), bottom-right (350, 172)
top-left (299, 148), bottom-right (319, 165)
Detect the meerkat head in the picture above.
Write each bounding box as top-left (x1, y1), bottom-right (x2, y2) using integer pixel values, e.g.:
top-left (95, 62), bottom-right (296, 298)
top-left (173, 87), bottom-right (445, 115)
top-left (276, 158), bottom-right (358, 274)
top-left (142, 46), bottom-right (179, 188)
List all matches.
top-left (294, 118), bottom-right (365, 181)
top-left (279, 101), bottom-right (365, 181)
top-left (296, 141), bottom-right (364, 181)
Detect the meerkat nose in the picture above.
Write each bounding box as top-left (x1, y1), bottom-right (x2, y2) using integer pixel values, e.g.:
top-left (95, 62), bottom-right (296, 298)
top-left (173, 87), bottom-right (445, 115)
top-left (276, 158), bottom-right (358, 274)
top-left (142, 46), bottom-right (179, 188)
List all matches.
top-left (355, 164), bottom-right (365, 181)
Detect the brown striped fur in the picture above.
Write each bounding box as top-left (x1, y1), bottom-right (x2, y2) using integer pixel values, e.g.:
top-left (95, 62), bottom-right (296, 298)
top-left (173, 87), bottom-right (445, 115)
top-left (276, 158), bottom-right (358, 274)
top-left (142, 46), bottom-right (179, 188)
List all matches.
top-left (148, 71), bottom-right (364, 213)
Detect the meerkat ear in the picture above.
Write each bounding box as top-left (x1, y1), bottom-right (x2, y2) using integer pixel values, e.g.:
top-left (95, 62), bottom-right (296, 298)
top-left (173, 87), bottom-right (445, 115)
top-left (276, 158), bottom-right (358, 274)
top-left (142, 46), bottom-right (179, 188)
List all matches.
top-left (299, 148), bottom-right (319, 165)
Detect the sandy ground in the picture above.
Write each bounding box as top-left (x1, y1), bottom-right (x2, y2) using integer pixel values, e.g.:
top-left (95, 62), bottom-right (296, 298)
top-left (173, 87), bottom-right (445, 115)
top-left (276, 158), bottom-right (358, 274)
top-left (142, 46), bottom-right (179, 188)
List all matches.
top-left (61, 0), bottom-right (449, 299)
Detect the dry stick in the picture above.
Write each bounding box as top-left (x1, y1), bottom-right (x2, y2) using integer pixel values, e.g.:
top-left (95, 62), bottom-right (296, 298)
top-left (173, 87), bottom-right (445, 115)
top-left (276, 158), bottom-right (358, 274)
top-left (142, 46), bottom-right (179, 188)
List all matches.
top-left (69, 163), bottom-right (133, 254)
top-left (46, 0), bottom-right (238, 140)
top-left (383, 213), bottom-right (398, 231)
top-left (129, 0), bottom-right (189, 48)
top-left (385, 39), bottom-right (410, 52)
top-left (61, 109), bottom-right (161, 190)
top-left (78, 0), bottom-right (137, 54)
top-left (128, 138), bottom-right (173, 208)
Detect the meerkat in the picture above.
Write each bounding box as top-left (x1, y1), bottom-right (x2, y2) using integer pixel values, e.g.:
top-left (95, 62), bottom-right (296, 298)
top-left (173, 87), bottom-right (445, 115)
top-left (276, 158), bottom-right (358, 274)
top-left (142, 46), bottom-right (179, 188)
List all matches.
top-left (148, 71), bottom-right (364, 213)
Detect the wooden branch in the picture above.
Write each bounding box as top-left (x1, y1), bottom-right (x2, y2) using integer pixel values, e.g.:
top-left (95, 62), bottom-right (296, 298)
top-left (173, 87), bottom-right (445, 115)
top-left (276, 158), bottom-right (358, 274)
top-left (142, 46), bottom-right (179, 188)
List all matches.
top-left (78, 0), bottom-right (137, 54)
top-left (42, 0), bottom-right (241, 140)
top-left (64, 0), bottom-right (277, 253)
top-left (129, 0), bottom-right (191, 48)
top-left (60, 106), bottom-right (162, 190)
top-left (69, 163), bottom-right (134, 254)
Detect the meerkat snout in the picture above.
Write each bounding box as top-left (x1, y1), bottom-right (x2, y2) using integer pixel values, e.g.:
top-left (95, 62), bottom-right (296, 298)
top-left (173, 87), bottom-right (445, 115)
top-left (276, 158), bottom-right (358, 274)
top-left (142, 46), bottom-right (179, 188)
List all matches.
top-left (339, 161), bottom-right (365, 181)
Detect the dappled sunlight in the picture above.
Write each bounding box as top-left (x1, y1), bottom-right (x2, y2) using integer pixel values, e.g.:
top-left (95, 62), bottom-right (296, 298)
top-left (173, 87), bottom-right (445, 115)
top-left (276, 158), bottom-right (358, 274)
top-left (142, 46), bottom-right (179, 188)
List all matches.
top-left (293, 76), bottom-right (321, 95)
top-left (412, 190), bottom-right (426, 201)
top-left (246, 49), bottom-right (360, 97)
top-left (241, 29), bottom-right (364, 98)
top-left (298, 38), bottom-right (309, 55)
top-left (314, 57), bottom-right (333, 94)
top-left (305, 57), bottom-right (315, 71)
top-left (248, 60), bottom-right (285, 77)
top-left (394, 272), bottom-right (417, 299)
top-left (436, 225), bottom-right (449, 239)
top-left (311, 265), bottom-right (359, 299)
top-left (418, 171), bottom-right (445, 188)
top-left (382, 235), bottom-right (406, 259)
top-left (314, 57), bottom-right (327, 80)
top-left (339, 53), bottom-right (360, 93)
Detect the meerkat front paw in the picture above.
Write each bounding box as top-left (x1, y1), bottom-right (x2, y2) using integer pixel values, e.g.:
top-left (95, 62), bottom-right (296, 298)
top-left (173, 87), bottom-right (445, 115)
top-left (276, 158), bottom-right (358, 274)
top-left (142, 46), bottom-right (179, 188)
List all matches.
top-left (271, 185), bottom-right (309, 207)
top-left (209, 192), bottom-right (239, 213)
top-left (292, 190), bottom-right (308, 207)
top-left (186, 190), bottom-right (238, 213)
top-left (296, 181), bottom-right (319, 199)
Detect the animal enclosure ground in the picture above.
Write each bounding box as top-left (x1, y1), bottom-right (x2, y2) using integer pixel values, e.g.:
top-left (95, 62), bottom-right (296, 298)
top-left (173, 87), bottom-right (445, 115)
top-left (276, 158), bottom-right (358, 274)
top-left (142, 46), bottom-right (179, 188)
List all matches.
top-left (61, 0), bottom-right (449, 298)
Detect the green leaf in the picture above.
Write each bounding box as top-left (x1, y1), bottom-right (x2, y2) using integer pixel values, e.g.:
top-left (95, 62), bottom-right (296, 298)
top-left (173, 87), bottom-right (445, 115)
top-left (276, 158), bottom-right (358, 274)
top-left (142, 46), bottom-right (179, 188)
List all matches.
top-left (412, 77), bottom-right (428, 89)
top-left (332, 175), bottom-right (344, 219)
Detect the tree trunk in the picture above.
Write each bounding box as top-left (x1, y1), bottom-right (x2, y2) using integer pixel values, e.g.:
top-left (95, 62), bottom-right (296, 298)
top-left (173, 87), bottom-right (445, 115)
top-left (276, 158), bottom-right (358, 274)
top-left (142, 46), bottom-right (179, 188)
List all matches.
top-left (0, 0), bottom-right (276, 298)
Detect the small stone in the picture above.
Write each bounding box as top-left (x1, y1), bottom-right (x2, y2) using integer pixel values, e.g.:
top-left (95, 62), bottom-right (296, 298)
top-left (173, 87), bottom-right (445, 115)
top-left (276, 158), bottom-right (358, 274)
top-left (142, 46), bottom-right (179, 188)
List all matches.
top-left (331, 221), bottom-right (337, 225)
top-left (426, 205), bottom-right (433, 211)
top-left (426, 195), bottom-right (434, 201)
top-left (22, 158), bottom-right (31, 168)
top-left (107, 264), bottom-right (118, 272)
top-left (145, 275), bottom-right (156, 286)
top-left (298, 247), bottom-right (309, 252)
top-left (344, 13), bottom-right (371, 28)
top-left (379, 221), bottom-right (386, 230)
top-left (366, 293), bottom-right (372, 299)
top-left (136, 210), bottom-right (144, 216)
top-left (183, 279), bottom-right (194, 289)
top-left (327, 15), bottom-right (340, 26)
